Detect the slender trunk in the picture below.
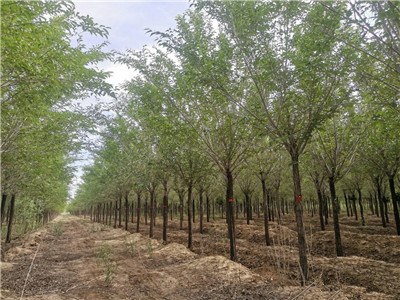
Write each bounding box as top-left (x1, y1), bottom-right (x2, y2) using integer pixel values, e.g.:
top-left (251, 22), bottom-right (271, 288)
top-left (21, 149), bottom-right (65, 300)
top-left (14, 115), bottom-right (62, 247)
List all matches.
top-left (199, 189), bottom-right (204, 234)
top-left (102, 203), bottom-right (105, 223)
top-left (291, 153), bottom-right (308, 282)
top-left (316, 180), bottom-right (325, 231)
top-left (388, 176), bottom-right (400, 235)
top-left (343, 191), bottom-right (350, 217)
top-left (131, 200), bottom-right (135, 224)
top-left (192, 196), bottom-right (195, 223)
top-left (118, 195), bottom-right (122, 228)
top-left (144, 194), bottom-right (148, 225)
top-left (109, 202), bottom-right (112, 226)
top-left (323, 192), bottom-right (329, 224)
top-left (125, 193), bottom-right (129, 231)
top-left (6, 194), bottom-right (16, 243)
top-left (328, 176), bottom-right (343, 256)
top-left (1, 194), bottom-right (7, 227)
top-left (374, 192), bottom-right (379, 217)
top-left (179, 193), bottom-right (183, 230)
top-left (136, 192), bottom-right (141, 233)
top-left (163, 181), bottom-right (168, 243)
top-left (105, 203), bottom-right (108, 225)
top-left (357, 189), bottom-right (365, 226)
top-left (236, 201), bottom-right (239, 219)
top-left (376, 178), bottom-right (386, 227)
top-left (114, 200), bottom-right (118, 228)
top-left (368, 193), bottom-right (374, 215)
top-left (352, 194), bottom-right (358, 221)
top-left (246, 193), bottom-right (250, 225)
top-left (384, 198), bottom-right (389, 223)
top-left (187, 184), bottom-right (193, 249)
top-left (261, 177), bottom-right (270, 246)
top-left (149, 189), bottom-right (155, 238)
top-left (206, 194), bottom-right (210, 223)
top-left (268, 193), bottom-right (271, 221)
top-left (276, 189), bottom-right (281, 224)
top-left (226, 169), bottom-right (236, 261)
top-left (212, 197), bottom-right (215, 220)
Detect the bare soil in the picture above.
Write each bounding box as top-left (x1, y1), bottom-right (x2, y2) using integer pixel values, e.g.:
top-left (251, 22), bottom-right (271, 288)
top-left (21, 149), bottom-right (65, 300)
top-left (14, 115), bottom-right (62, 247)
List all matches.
top-left (1, 212), bottom-right (399, 299)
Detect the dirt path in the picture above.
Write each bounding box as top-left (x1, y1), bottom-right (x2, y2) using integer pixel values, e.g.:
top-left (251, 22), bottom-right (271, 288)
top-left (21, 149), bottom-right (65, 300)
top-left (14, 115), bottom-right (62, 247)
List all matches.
top-left (1, 215), bottom-right (397, 299)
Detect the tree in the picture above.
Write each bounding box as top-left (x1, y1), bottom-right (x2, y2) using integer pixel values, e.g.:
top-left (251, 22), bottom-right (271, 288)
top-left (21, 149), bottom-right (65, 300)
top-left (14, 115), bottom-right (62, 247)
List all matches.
top-left (310, 112), bottom-right (363, 256)
top-left (177, 1), bottom-right (356, 280)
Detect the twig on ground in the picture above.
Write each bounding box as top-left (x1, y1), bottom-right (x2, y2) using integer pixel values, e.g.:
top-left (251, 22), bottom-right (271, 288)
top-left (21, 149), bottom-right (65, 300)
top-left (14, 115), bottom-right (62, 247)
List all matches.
top-left (20, 240), bottom-right (42, 299)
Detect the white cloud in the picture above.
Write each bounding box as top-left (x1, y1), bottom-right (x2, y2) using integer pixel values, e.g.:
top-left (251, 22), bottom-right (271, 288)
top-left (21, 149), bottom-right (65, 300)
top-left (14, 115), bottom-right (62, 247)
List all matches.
top-left (68, 1), bottom-right (190, 199)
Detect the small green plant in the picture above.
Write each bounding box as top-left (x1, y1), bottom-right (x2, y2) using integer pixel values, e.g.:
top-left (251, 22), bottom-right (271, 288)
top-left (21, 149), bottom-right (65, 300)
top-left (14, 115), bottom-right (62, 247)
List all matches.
top-left (50, 222), bottom-right (63, 237)
top-left (124, 237), bottom-right (137, 257)
top-left (146, 239), bottom-right (153, 258)
top-left (96, 243), bottom-right (115, 285)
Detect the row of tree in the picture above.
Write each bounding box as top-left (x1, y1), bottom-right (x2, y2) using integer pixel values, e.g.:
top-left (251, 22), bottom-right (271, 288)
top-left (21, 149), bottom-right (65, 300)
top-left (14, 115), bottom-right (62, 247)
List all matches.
top-left (1, 1), bottom-right (112, 242)
top-left (68, 1), bottom-right (400, 282)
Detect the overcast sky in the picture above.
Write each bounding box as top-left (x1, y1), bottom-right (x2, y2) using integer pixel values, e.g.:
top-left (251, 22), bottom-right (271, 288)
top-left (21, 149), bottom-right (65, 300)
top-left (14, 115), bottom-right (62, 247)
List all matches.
top-left (68, 1), bottom-right (190, 198)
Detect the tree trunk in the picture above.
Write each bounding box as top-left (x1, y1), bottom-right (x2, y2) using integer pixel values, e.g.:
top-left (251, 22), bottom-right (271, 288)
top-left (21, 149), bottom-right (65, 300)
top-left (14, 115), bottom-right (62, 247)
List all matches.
top-left (352, 194), bottom-right (358, 221)
top-left (291, 153), bottom-right (308, 282)
top-left (357, 189), bottom-right (365, 226)
top-left (375, 177), bottom-right (386, 227)
top-left (212, 197), bottom-right (215, 220)
top-left (388, 176), bottom-right (400, 235)
top-left (316, 180), bottom-right (325, 231)
top-left (206, 194), bottom-right (210, 222)
top-left (6, 194), bottom-right (16, 243)
top-left (149, 189), bottom-right (155, 238)
top-left (374, 192), bottom-right (379, 217)
top-left (1, 194), bottom-right (7, 228)
top-left (384, 198), bottom-right (389, 223)
top-left (114, 200), bottom-right (118, 228)
top-left (131, 199), bottom-right (135, 224)
top-left (162, 181), bottom-right (169, 243)
top-left (118, 195), bottom-right (122, 228)
top-left (226, 169), bottom-right (236, 261)
top-left (102, 203), bottom-right (105, 223)
top-left (261, 177), bottom-right (270, 246)
top-left (328, 176), bottom-right (343, 257)
top-left (136, 192), bottom-right (141, 233)
top-left (105, 203), bottom-right (108, 225)
top-left (199, 189), bottom-right (204, 234)
top-left (109, 202), bottom-right (112, 226)
top-left (187, 184), bottom-right (193, 249)
top-left (192, 196), bottom-right (195, 223)
top-left (343, 191), bottom-right (350, 217)
top-left (179, 192), bottom-right (184, 230)
top-left (245, 193), bottom-right (250, 225)
top-left (144, 194), bottom-right (148, 225)
top-left (125, 193), bottom-right (129, 231)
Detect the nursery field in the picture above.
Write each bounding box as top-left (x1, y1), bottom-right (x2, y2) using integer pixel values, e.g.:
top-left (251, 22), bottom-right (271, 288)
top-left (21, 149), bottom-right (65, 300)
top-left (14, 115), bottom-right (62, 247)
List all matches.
top-left (2, 214), bottom-right (399, 299)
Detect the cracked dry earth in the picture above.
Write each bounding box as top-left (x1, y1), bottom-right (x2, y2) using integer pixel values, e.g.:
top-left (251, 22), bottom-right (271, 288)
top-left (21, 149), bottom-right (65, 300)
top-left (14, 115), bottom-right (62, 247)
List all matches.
top-left (1, 215), bottom-right (399, 299)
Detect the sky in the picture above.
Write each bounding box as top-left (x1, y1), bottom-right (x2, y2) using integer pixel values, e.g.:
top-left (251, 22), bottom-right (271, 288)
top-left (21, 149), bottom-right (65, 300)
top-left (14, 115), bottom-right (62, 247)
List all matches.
top-left (68, 1), bottom-right (191, 198)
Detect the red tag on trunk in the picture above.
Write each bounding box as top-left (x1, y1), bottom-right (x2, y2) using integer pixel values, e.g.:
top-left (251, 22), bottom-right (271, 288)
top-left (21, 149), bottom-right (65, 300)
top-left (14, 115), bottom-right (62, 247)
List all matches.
top-left (137, 208), bottom-right (140, 210)
top-left (163, 205), bottom-right (167, 208)
top-left (295, 196), bottom-right (302, 201)
top-left (228, 198), bottom-right (234, 203)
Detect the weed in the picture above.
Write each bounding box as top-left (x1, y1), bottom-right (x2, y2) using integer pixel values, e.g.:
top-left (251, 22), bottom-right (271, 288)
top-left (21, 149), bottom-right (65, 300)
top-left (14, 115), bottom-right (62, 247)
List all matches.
top-left (124, 237), bottom-right (137, 257)
top-left (146, 239), bottom-right (153, 258)
top-left (96, 243), bottom-right (115, 285)
top-left (50, 222), bottom-right (63, 237)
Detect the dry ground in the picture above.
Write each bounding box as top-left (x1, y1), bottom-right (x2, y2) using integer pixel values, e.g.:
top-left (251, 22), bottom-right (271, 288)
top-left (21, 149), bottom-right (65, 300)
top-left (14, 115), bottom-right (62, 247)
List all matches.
top-left (1, 212), bottom-right (399, 299)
